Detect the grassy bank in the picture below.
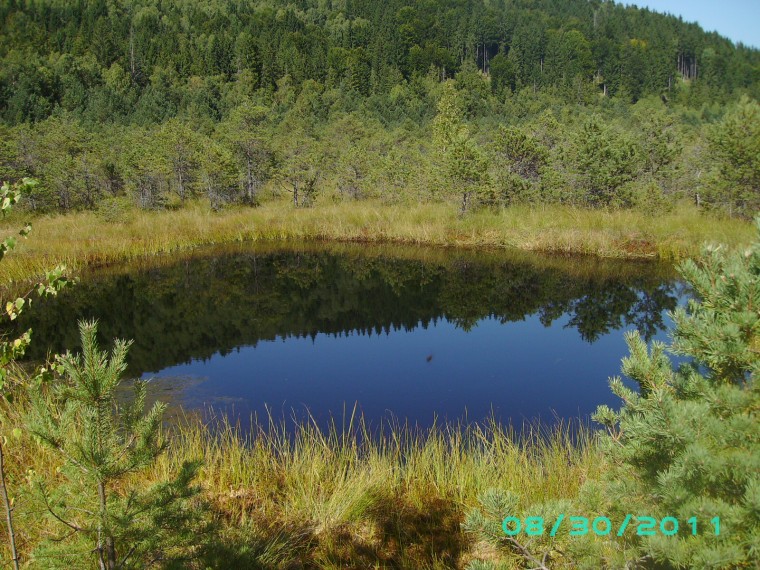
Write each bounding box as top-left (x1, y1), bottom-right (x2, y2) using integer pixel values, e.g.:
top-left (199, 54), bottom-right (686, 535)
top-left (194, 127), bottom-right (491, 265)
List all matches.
top-left (0, 200), bottom-right (753, 284)
top-left (1, 410), bottom-right (598, 569)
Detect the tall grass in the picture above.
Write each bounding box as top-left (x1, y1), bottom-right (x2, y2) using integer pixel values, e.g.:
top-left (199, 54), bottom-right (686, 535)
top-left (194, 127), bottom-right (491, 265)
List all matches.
top-left (1, 406), bottom-right (598, 569)
top-left (147, 413), bottom-right (599, 568)
top-left (0, 200), bottom-right (753, 285)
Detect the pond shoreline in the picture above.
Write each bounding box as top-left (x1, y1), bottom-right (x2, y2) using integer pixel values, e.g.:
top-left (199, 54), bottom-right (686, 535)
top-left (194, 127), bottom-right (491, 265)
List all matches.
top-left (16, 244), bottom-right (680, 427)
top-left (2, 405), bottom-right (600, 569)
top-left (0, 200), bottom-right (752, 285)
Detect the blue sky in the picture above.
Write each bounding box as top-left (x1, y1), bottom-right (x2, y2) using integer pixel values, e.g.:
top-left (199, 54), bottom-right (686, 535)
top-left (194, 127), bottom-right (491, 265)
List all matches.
top-left (625, 1), bottom-right (760, 48)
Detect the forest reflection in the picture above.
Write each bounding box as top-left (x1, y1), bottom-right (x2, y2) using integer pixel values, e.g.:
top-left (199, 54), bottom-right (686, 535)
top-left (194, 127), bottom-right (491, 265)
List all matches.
top-left (16, 242), bottom-right (680, 377)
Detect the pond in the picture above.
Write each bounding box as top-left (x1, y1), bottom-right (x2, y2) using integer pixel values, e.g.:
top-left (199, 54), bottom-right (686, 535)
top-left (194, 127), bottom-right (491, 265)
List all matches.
top-left (18, 242), bottom-right (684, 431)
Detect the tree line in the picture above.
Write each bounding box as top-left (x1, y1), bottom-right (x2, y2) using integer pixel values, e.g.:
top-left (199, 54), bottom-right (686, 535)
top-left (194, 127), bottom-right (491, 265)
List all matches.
top-left (1, 89), bottom-right (757, 217)
top-left (0, 0), bottom-right (758, 216)
top-left (1, 0), bottom-right (759, 123)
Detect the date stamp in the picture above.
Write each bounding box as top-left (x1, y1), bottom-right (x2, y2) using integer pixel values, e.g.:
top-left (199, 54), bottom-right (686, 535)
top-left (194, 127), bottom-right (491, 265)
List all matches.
top-left (502, 515), bottom-right (721, 538)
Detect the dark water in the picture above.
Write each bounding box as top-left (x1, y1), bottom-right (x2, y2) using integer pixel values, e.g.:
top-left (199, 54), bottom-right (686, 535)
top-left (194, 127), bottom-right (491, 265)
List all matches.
top-left (16, 242), bottom-right (683, 430)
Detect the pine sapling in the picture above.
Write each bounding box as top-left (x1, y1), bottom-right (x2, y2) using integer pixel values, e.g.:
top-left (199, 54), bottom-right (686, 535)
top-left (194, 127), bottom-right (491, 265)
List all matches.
top-left (26, 319), bottom-right (201, 569)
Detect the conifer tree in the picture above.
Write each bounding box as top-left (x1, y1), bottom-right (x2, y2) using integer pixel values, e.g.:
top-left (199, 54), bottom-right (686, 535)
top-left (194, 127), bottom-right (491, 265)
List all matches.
top-left (25, 320), bottom-right (201, 570)
top-left (706, 96), bottom-right (760, 217)
top-left (589, 221), bottom-right (759, 568)
top-left (465, 220), bottom-right (760, 569)
top-left (574, 116), bottom-right (639, 207)
top-left (433, 82), bottom-right (489, 214)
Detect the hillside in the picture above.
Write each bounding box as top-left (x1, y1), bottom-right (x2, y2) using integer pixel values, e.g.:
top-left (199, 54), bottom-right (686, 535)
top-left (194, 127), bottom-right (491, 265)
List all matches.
top-left (0, 0), bottom-right (758, 219)
top-left (1, 0), bottom-right (759, 124)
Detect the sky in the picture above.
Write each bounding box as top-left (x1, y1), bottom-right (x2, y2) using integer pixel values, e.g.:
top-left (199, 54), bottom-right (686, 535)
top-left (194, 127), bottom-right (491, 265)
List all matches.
top-left (624, 0), bottom-right (760, 48)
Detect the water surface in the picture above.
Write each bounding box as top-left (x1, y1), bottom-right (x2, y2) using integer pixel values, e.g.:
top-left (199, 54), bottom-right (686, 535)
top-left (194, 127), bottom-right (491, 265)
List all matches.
top-left (18, 242), bottom-right (682, 430)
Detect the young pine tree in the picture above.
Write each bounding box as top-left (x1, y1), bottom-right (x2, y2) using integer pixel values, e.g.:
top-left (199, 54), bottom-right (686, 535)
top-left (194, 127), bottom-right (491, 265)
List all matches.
top-left (706, 96), bottom-right (760, 217)
top-left (465, 220), bottom-right (759, 569)
top-left (25, 320), bottom-right (201, 570)
top-left (591, 221), bottom-right (759, 568)
top-left (0, 178), bottom-right (70, 570)
top-left (433, 82), bottom-right (490, 214)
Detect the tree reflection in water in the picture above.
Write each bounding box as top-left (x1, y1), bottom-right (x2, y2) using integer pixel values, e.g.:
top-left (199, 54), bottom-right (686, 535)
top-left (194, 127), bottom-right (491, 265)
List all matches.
top-left (13, 242), bottom-right (681, 428)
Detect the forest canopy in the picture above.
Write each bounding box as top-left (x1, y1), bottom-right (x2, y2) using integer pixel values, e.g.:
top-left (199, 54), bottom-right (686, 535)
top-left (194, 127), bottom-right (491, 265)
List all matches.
top-left (0, 0), bottom-right (759, 216)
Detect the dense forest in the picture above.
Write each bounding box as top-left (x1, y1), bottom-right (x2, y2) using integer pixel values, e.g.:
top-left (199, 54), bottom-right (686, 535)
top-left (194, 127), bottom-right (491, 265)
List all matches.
top-left (0, 0), bottom-right (759, 217)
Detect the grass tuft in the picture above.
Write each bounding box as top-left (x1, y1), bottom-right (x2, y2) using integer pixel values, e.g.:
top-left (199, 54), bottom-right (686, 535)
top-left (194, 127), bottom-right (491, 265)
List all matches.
top-left (1, 404), bottom-right (598, 568)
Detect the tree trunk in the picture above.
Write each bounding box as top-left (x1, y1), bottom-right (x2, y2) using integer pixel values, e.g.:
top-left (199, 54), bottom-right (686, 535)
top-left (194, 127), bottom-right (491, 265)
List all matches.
top-left (98, 481), bottom-right (116, 570)
top-left (246, 156), bottom-right (254, 203)
top-left (0, 440), bottom-right (20, 570)
top-left (293, 183), bottom-right (299, 207)
top-left (459, 191), bottom-right (470, 216)
top-left (129, 27), bottom-right (136, 79)
top-left (178, 169), bottom-right (185, 203)
top-left (207, 181), bottom-right (218, 212)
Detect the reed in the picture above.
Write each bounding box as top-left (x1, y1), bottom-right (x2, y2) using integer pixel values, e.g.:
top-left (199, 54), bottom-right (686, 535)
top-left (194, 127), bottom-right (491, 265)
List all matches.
top-left (0, 200), bottom-right (752, 285)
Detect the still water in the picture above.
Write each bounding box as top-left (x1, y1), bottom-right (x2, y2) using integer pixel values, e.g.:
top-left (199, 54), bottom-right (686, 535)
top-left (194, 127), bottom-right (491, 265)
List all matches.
top-left (19, 242), bottom-right (683, 430)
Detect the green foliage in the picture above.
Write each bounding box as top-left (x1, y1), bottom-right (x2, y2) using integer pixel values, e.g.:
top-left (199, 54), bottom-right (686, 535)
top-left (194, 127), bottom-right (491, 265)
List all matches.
top-left (494, 126), bottom-right (548, 181)
top-left (574, 117), bottom-right (640, 207)
top-left (705, 96), bottom-right (760, 217)
top-left (455, 60), bottom-right (491, 117)
top-left (671, 241), bottom-right (759, 382)
top-left (277, 132), bottom-right (323, 208)
top-left (635, 104), bottom-right (682, 178)
top-left (157, 119), bottom-right (202, 204)
top-left (0, 0), bottom-right (757, 218)
top-left (0, 0), bottom-right (757, 129)
top-left (447, 133), bottom-right (490, 214)
top-left (217, 103), bottom-right (275, 206)
top-left (0, 0), bottom-right (757, 217)
top-left (432, 82), bottom-right (467, 155)
top-left (489, 54), bottom-right (517, 96)
top-left (0, 177), bottom-right (71, 570)
top-left (589, 226), bottom-right (760, 568)
top-left (25, 320), bottom-right (202, 569)
top-left (434, 82), bottom-right (490, 213)
top-left (465, 222), bottom-right (760, 568)
top-left (493, 126), bottom-right (548, 205)
top-left (0, 178), bottom-right (70, 391)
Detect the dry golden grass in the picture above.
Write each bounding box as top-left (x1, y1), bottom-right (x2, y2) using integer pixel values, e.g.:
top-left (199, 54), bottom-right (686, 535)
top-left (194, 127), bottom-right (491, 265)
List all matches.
top-left (1, 408), bottom-right (598, 569)
top-left (0, 200), bottom-right (752, 285)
